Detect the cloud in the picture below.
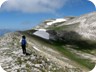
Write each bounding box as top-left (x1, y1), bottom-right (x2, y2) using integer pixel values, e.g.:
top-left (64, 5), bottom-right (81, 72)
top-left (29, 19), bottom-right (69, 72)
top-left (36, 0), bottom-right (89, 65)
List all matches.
top-left (1, 0), bottom-right (67, 13)
top-left (88, 0), bottom-right (96, 7)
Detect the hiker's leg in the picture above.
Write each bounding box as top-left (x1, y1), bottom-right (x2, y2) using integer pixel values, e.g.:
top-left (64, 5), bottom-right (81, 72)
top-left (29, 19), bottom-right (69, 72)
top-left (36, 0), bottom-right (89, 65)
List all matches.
top-left (22, 45), bottom-right (25, 54)
top-left (23, 45), bottom-right (26, 54)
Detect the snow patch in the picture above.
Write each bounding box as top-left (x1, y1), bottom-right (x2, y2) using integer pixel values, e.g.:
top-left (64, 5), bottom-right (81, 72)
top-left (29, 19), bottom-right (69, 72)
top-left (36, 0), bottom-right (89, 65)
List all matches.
top-left (47, 18), bottom-right (66, 25)
top-left (33, 30), bottom-right (49, 40)
top-left (38, 29), bottom-right (46, 31)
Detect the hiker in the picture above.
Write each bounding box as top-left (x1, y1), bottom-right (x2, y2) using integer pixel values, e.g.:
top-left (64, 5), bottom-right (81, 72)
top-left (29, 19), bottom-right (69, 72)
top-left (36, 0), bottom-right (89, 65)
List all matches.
top-left (20, 35), bottom-right (27, 54)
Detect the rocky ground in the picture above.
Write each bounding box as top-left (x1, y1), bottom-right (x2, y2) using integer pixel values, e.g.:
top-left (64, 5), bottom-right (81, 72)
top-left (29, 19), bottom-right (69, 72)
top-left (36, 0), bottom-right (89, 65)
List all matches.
top-left (0, 32), bottom-right (85, 72)
top-left (0, 32), bottom-right (63, 72)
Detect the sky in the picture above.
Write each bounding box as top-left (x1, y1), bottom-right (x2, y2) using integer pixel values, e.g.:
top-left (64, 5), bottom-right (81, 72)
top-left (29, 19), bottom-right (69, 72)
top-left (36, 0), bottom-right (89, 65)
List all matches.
top-left (0, 0), bottom-right (96, 30)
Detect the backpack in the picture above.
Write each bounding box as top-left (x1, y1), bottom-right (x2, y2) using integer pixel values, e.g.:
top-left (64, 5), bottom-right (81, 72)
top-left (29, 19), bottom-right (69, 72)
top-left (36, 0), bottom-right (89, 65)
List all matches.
top-left (21, 39), bottom-right (26, 45)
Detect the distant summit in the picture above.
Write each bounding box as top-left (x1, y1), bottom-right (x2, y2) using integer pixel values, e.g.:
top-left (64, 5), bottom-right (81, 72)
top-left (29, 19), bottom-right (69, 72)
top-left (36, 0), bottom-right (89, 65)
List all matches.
top-left (0, 29), bottom-right (15, 36)
top-left (34, 16), bottom-right (76, 29)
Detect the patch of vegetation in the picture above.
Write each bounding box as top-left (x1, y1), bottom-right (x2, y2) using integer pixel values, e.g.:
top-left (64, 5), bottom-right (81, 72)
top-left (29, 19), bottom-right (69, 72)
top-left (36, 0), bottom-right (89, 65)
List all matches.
top-left (16, 57), bottom-right (22, 67)
top-left (50, 38), bottom-right (96, 69)
top-left (17, 69), bottom-right (20, 72)
top-left (26, 64), bottom-right (31, 72)
top-left (51, 43), bottom-right (95, 70)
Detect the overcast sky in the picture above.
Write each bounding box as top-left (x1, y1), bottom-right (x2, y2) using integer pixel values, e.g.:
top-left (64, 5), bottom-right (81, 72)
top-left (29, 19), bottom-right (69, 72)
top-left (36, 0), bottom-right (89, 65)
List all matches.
top-left (0, 0), bottom-right (95, 30)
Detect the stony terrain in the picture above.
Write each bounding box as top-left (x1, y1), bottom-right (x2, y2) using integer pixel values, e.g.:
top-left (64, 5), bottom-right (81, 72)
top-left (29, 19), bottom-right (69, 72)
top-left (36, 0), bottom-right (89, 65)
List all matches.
top-left (0, 32), bottom-right (63, 72)
top-left (0, 32), bottom-right (84, 72)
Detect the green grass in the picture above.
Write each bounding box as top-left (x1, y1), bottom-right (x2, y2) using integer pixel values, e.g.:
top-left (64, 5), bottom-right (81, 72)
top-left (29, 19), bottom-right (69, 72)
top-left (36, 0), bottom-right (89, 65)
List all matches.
top-left (72, 46), bottom-right (96, 55)
top-left (52, 44), bottom-right (95, 70)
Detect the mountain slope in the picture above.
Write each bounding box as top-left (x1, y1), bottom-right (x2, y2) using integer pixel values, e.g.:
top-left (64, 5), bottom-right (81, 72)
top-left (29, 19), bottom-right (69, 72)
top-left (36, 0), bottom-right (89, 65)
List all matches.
top-left (21, 30), bottom-right (96, 71)
top-left (30, 12), bottom-right (96, 71)
top-left (56, 12), bottom-right (96, 41)
top-left (0, 32), bottom-right (65, 72)
top-left (32, 12), bottom-right (96, 54)
top-left (0, 32), bottom-right (87, 72)
top-left (0, 29), bottom-right (95, 72)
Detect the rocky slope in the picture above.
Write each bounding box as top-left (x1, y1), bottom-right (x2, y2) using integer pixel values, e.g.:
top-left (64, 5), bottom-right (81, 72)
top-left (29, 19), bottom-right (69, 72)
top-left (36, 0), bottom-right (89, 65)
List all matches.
top-left (0, 32), bottom-right (84, 72)
top-left (0, 32), bottom-right (65, 72)
top-left (32, 12), bottom-right (96, 50)
top-left (56, 12), bottom-right (96, 42)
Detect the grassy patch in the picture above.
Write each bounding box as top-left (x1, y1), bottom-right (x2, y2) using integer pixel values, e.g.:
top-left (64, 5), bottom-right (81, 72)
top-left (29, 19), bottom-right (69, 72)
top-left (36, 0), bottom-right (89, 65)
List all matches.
top-left (54, 45), bottom-right (94, 70)
top-left (49, 41), bottom-right (95, 70)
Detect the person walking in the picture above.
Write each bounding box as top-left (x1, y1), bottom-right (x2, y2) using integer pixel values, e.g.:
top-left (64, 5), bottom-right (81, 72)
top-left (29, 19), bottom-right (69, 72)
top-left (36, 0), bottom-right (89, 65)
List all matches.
top-left (20, 35), bottom-right (27, 54)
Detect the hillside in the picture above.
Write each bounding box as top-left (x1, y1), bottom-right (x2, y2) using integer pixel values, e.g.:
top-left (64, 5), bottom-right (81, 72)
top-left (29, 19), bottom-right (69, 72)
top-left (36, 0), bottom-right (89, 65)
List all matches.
top-left (0, 32), bottom-right (86, 72)
top-left (33, 12), bottom-right (96, 55)
top-left (31, 12), bottom-right (96, 71)
top-left (52, 12), bottom-right (96, 41)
